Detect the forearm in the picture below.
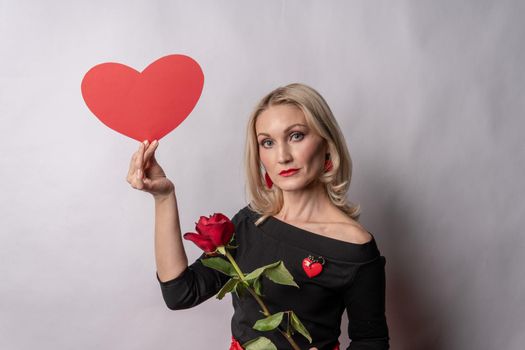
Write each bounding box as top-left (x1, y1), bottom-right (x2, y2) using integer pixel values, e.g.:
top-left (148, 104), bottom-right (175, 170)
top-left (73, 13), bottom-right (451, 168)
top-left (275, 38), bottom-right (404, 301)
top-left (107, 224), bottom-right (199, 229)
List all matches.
top-left (154, 191), bottom-right (188, 282)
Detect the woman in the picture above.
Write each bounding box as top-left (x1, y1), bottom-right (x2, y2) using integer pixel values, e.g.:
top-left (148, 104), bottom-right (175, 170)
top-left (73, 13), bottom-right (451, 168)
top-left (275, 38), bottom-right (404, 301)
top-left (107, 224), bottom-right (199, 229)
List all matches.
top-left (127, 83), bottom-right (390, 349)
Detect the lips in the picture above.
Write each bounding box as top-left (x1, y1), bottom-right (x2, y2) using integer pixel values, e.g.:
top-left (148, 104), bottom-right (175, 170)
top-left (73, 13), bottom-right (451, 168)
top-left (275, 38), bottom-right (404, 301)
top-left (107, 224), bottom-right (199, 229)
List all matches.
top-left (279, 168), bottom-right (299, 175)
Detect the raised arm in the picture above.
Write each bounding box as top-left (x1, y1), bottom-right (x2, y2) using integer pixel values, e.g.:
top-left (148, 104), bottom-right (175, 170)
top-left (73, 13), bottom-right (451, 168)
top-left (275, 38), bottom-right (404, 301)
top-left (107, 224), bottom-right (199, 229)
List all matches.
top-left (126, 140), bottom-right (187, 282)
top-left (127, 140), bottom-right (240, 310)
top-left (344, 256), bottom-right (390, 350)
top-left (153, 192), bottom-right (188, 282)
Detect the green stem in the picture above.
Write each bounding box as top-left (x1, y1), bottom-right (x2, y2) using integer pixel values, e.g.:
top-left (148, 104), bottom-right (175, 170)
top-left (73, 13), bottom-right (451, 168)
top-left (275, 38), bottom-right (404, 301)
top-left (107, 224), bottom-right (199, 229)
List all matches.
top-left (223, 249), bottom-right (301, 350)
top-left (224, 250), bottom-right (270, 315)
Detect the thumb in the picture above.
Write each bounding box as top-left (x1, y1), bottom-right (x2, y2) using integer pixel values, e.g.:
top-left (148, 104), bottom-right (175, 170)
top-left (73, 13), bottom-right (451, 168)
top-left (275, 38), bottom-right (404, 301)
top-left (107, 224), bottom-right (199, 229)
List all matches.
top-left (141, 177), bottom-right (154, 192)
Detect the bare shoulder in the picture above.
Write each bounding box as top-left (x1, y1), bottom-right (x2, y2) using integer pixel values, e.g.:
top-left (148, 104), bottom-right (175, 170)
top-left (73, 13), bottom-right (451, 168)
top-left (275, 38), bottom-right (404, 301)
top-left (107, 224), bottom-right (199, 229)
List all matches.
top-left (331, 213), bottom-right (373, 245)
top-left (338, 222), bottom-right (373, 244)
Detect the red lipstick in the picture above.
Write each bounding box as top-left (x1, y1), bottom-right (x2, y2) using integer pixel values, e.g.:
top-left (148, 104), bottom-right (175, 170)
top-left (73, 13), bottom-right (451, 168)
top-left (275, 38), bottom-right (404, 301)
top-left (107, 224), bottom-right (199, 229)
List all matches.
top-left (279, 168), bottom-right (300, 176)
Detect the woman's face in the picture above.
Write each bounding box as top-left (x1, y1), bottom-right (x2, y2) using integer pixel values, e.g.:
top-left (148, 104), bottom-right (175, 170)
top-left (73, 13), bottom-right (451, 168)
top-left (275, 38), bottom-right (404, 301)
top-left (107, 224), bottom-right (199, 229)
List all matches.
top-left (256, 104), bottom-right (327, 191)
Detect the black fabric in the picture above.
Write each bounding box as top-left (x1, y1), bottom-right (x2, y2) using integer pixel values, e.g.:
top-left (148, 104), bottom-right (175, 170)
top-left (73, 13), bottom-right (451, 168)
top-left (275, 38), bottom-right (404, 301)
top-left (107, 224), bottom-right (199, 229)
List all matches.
top-left (157, 205), bottom-right (389, 350)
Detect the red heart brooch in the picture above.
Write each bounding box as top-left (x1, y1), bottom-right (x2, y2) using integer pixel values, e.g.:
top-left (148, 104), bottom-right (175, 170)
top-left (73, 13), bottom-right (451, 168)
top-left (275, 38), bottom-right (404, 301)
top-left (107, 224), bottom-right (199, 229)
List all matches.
top-left (81, 54), bottom-right (204, 142)
top-left (302, 255), bottom-right (325, 278)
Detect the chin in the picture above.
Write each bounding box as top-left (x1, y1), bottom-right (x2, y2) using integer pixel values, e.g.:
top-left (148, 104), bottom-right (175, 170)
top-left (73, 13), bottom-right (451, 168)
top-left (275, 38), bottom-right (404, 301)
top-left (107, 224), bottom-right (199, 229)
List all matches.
top-left (276, 179), bottom-right (311, 191)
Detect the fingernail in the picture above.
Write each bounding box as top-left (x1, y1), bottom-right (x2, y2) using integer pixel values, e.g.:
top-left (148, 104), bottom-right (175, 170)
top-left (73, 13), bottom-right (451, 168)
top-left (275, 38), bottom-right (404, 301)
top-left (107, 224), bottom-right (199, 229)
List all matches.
top-left (143, 140), bottom-right (148, 145)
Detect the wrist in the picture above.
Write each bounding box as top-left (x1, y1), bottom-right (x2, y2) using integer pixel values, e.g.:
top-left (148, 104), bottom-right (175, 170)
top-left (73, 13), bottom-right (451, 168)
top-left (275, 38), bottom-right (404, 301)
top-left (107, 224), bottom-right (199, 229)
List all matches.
top-left (153, 190), bottom-right (175, 203)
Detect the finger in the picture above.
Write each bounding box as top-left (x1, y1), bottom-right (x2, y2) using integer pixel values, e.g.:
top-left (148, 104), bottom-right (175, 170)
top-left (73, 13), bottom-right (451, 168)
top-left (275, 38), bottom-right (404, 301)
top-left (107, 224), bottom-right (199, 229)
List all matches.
top-left (130, 167), bottom-right (144, 190)
top-left (129, 142), bottom-right (146, 186)
top-left (136, 141), bottom-right (150, 185)
top-left (144, 140), bottom-right (159, 165)
top-left (127, 143), bottom-right (143, 182)
top-left (135, 141), bottom-right (147, 170)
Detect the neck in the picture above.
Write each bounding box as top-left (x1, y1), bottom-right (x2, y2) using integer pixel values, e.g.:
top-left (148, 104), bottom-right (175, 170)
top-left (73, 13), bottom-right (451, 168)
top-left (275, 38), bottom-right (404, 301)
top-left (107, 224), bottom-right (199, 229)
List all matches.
top-left (278, 180), bottom-right (332, 222)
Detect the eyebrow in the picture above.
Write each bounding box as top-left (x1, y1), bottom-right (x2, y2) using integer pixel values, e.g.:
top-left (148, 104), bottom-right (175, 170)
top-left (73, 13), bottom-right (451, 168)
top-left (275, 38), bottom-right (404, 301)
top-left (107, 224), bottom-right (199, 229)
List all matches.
top-left (257, 123), bottom-right (308, 137)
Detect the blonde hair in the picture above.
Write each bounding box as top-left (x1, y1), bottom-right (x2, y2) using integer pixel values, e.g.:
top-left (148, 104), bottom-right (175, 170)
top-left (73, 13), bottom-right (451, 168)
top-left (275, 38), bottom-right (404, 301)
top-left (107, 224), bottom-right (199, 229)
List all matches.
top-left (243, 83), bottom-right (361, 225)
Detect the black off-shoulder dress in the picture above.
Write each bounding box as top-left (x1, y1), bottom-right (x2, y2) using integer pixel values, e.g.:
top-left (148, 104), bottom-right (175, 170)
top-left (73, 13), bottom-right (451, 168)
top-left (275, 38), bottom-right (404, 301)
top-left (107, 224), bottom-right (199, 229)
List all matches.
top-left (156, 205), bottom-right (390, 350)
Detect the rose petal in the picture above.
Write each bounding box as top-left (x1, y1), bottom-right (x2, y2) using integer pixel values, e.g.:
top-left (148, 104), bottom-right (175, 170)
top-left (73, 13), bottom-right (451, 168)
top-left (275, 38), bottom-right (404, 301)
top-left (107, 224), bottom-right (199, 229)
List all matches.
top-left (183, 232), bottom-right (217, 252)
top-left (193, 213), bottom-right (235, 247)
top-left (207, 225), bottom-right (229, 246)
top-left (210, 213), bottom-right (229, 224)
top-left (202, 223), bottom-right (234, 246)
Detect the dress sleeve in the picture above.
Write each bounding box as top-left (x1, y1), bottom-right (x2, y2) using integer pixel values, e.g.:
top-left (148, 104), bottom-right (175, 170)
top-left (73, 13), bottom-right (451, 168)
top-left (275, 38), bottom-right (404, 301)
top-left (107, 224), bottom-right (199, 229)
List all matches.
top-left (344, 256), bottom-right (390, 349)
top-left (155, 210), bottom-right (242, 310)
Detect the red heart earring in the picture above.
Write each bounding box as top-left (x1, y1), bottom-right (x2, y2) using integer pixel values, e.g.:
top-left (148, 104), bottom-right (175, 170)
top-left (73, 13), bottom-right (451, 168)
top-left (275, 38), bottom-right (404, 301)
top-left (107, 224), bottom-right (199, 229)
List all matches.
top-left (324, 159), bottom-right (333, 172)
top-left (302, 255), bottom-right (325, 278)
top-left (264, 171), bottom-right (273, 189)
top-left (324, 154), bottom-right (333, 172)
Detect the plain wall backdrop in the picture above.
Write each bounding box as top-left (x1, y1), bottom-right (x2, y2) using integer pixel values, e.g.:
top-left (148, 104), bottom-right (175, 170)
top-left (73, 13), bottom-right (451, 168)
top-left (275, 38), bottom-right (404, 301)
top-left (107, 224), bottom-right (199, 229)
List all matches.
top-left (1, 0), bottom-right (523, 349)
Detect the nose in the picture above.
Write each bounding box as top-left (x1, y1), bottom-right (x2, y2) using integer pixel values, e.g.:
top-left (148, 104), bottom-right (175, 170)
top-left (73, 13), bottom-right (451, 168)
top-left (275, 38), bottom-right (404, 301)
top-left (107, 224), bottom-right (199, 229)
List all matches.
top-left (277, 144), bottom-right (293, 164)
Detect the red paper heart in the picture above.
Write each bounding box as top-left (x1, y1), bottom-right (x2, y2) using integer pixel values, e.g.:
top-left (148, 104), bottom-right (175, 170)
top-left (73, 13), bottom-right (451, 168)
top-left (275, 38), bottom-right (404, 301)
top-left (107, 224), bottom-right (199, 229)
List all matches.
top-left (302, 257), bottom-right (323, 278)
top-left (81, 54), bottom-right (204, 142)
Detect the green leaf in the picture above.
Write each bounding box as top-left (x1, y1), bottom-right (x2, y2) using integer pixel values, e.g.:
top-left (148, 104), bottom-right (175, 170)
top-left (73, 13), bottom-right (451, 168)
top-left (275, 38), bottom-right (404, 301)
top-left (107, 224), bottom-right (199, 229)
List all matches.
top-left (290, 311), bottom-right (312, 343)
top-left (253, 312), bottom-right (284, 331)
top-left (253, 277), bottom-right (263, 296)
top-left (216, 277), bottom-right (239, 300)
top-left (233, 280), bottom-right (249, 298)
top-left (264, 261), bottom-right (299, 288)
top-left (200, 257), bottom-right (236, 277)
top-left (243, 336), bottom-right (278, 350)
top-left (245, 261), bottom-right (281, 282)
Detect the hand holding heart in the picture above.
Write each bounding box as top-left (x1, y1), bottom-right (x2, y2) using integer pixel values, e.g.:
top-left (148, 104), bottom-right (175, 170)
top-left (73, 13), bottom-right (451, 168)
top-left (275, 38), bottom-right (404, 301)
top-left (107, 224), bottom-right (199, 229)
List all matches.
top-left (126, 140), bottom-right (174, 199)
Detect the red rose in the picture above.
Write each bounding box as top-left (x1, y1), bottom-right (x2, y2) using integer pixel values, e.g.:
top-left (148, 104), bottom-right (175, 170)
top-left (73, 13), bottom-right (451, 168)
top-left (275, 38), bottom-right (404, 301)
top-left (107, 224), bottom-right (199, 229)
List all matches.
top-left (183, 213), bottom-right (235, 253)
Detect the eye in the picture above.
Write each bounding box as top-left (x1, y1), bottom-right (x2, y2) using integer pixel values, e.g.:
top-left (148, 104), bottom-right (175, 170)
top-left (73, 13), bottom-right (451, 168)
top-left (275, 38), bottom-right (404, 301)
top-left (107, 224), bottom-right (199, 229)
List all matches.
top-left (259, 132), bottom-right (304, 149)
top-left (260, 139), bottom-right (273, 148)
top-left (291, 132), bottom-right (304, 141)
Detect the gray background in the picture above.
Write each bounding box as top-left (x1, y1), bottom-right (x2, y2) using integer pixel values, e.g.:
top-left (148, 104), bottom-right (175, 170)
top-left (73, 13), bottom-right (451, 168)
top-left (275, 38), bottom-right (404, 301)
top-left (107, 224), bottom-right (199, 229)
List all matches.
top-left (1, 0), bottom-right (523, 349)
